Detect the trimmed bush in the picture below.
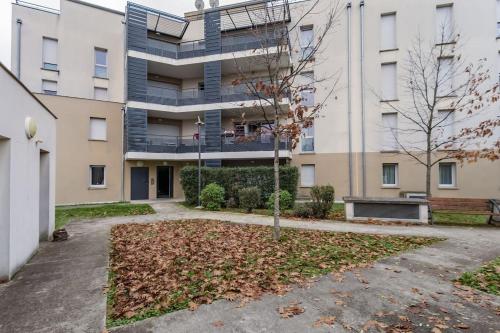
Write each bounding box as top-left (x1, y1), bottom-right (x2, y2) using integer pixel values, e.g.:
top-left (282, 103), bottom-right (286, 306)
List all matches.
top-left (238, 187), bottom-right (261, 213)
top-left (293, 203), bottom-right (314, 218)
top-left (180, 166), bottom-right (299, 206)
top-left (200, 183), bottom-right (225, 211)
top-left (267, 190), bottom-right (294, 211)
top-left (309, 185), bottom-right (335, 218)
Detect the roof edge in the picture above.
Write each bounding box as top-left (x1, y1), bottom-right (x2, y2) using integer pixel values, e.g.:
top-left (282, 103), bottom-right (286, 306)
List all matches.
top-left (0, 62), bottom-right (58, 119)
top-left (66, 0), bottom-right (124, 16)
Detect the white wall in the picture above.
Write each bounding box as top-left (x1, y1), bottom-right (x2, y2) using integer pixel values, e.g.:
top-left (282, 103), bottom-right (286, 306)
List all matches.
top-left (0, 65), bottom-right (56, 281)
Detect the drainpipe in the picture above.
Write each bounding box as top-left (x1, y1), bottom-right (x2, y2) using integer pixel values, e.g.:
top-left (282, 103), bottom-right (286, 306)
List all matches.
top-left (360, 0), bottom-right (367, 198)
top-left (16, 19), bottom-right (22, 79)
top-left (346, 2), bottom-right (353, 197)
top-left (121, 106), bottom-right (126, 202)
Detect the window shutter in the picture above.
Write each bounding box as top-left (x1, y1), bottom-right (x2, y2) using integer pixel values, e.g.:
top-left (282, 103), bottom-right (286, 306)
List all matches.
top-left (382, 113), bottom-right (398, 151)
top-left (301, 165), bottom-right (315, 187)
top-left (437, 58), bottom-right (453, 96)
top-left (381, 63), bottom-right (397, 101)
top-left (43, 38), bottom-right (57, 66)
top-left (94, 88), bottom-right (108, 100)
top-left (437, 110), bottom-right (454, 146)
top-left (380, 14), bottom-right (396, 50)
top-left (89, 118), bottom-right (107, 140)
top-left (436, 5), bottom-right (453, 43)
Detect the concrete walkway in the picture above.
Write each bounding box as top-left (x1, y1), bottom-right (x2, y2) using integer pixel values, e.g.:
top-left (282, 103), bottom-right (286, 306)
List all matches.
top-left (0, 202), bottom-right (499, 333)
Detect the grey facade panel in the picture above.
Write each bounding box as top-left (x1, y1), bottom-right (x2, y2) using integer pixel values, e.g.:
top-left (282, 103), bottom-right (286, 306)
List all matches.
top-left (203, 61), bottom-right (221, 103)
top-left (204, 11), bottom-right (221, 55)
top-left (353, 203), bottom-right (420, 220)
top-left (127, 4), bottom-right (147, 52)
top-left (127, 57), bottom-right (147, 102)
top-left (205, 160), bottom-right (222, 167)
top-left (125, 108), bottom-right (147, 152)
top-left (204, 110), bottom-right (221, 153)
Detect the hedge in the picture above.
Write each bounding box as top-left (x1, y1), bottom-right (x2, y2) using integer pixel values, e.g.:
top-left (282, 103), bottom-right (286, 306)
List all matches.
top-left (180, 166), bottom-right (299, 206)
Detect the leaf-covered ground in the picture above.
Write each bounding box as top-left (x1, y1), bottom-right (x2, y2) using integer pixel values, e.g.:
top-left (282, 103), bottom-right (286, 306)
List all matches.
top-left (458, 256), bottom-right (500, 295)
top-left (107, 219), bottom-right (439, 327)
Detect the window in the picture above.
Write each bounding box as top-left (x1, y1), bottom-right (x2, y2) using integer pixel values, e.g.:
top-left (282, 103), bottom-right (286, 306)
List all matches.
top-left (436, 5), bottom-right (453, 44)
top-left (382, 113), bottom-right (398, 151)
top-left (42, 80), bottom-right (57, 95)
top-left (42, 37), bottom-right (57, 70)
top-left (436, 110), bottom-right (455, 147)
top-left (439, 162), bottom-right (456, 187)
top-left (300, 25), bottom-right (314, 60)
top-left (497, 0), bottom-right (500, 37)
top-left (382, 163), bottom-right (398, 187)
top-left (301, 165), bottom-right (315, 187)
top-left (95, 48), bottom-right (108, 78)
top-left (380, 13), bottom-right (397, 50)
top-left (381, 63), bottom-right (397, 101)
top-left (89, 117), bottom-right (107, 141)
top-left (301, 122), bottom-right (314, 152)
top-left (437, 57), bottom-right (453, 97)
top-left (94, 87), bottom-right (108, 101)
top-left (300, 71), bottom-right (315, 106)
top-left (90, 166), bottom-right (105, 187)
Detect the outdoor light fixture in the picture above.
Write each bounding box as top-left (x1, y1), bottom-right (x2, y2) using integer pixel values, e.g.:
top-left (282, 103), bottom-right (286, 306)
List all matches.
top-left (24, 117), bottom-right (37, 139)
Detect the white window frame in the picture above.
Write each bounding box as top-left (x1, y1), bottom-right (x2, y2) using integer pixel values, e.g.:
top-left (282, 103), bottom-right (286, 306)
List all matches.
top-left (94, 48), bottom-right (108, 78)
top-left (89, 165), bottom-right (106, 188)
top-left (94, 87), bottom-right (108, 101)
top-left (382, 163), bottom-right (399, 187)
top-left (299, 25), bottom-right (314, 60)
top-left (300, 164), bottom-right (315, 188)
top-left (42, 80), bottom-right (57, 95)
top-left (381, 62), bottom-right (398, 101)
top-left (436, 4), bottom-right (454, 44)
top-left (380, 12), bottom-right (397, 51)
top-left (301, 121), bottom-right (314, 153)
top-left (438, 162), bottom-right (457, 188)
top-left (42, 37), bottom-right (58, 71)
top-left (89, 117), bottom-right (107, 141)
top-left (300, 71), bottom-right (315, 107)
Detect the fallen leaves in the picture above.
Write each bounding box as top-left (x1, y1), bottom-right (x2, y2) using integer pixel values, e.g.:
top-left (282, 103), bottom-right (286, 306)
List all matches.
top-left (313, 316), bottom-right (336, 328)
top-left (107, 219), bottom-right (437, 324)
top-left (278, 301), bottom-right (305, 318)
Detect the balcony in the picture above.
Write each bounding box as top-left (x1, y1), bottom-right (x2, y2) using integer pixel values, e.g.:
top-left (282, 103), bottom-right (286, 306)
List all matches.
top-left (135, 134), bottom-right (291, 154)
top-left (146, 29), bottom-right (288, 60)
top-left (143, 81), bottom-right (286, 106)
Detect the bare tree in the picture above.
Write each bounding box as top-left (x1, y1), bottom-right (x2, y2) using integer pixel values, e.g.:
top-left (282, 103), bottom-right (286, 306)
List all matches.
top-left (225, 0), bottom-right (341, 240)
top-left (384, 29), bottom-right (499, 198)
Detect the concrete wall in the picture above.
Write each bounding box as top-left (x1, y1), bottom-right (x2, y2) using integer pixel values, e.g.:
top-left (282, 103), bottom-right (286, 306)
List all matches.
top-left (37, 94), bottom-right (123, 205)
top-left (11, 0), bottom-right (125, 103)
top-left (0, 65), bottom-right (56, 281)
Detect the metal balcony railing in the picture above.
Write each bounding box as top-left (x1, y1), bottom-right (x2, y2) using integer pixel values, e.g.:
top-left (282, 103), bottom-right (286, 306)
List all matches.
top-left (143, 80), bottom-right (287, 106)
top-left (140, 134), bottom-right (291, 154)
top-left (146, 29), bottom-right (288, 60)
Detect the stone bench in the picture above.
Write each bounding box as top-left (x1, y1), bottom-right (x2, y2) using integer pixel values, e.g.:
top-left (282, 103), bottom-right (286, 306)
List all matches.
top-left (344, 197), bottom-right (429, 224)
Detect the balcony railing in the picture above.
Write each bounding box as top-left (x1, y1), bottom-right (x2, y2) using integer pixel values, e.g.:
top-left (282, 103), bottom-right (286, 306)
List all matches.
top-left (139, 134), bottom-right (291, 154)
top-left (143, 81), bottom-right (286, 106)
top-left (146, 29), bottom-right (288, 60)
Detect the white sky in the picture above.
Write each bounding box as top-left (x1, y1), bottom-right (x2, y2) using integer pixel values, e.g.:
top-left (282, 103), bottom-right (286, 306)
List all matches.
top-left (0, 0), bottom-right (241, 68)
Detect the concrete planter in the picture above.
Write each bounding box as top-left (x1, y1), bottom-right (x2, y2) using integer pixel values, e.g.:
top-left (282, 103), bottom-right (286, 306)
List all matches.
top-left (344, 197), bottom-right (429, 224)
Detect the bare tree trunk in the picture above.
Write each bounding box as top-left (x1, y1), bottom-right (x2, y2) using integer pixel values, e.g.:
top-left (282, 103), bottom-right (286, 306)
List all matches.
top-left (426, 136), bottom-right (432, 198)
top-left (273, 126), bottom-right (281, 241)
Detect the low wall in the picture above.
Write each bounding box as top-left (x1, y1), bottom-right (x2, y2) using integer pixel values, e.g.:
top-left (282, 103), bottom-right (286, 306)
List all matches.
top-left (344, 197), bottom-right (429, 224)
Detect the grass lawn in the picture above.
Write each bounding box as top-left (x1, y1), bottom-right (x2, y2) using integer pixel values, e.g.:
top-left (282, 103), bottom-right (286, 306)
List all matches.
top-left (107, 219), bottom-right (439, 327)
top-left (432, 212), bottom-right (490, 226)
top-left (55, 203), bottom-right (155, 229)
top-left (458, 257), bottom-right (500, 295)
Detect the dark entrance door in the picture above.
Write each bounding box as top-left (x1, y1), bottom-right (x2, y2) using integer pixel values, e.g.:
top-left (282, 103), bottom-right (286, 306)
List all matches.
top-left (131, 167), bottom-right (149, 200)
top-left (157, 166), bottom-right (173, 198)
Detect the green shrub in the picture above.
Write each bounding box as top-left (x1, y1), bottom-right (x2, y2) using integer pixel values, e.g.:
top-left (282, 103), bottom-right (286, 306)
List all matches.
top-left (180, 166), bottom-right (299, 206)
top-left (267, 190), bottom-right (294, 211)
top-left (200, 183), bottom-right (225, 211)
top-left (238, 187), bottom-right (262, 213)
top-left (293, 203), bottom-right (314, 218)
top-left (309, 185), bottom-right (335, 218)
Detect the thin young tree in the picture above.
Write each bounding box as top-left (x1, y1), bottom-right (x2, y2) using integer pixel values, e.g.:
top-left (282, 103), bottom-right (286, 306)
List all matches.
top-left (226, 0), bottom-right (341, 240)
top-left (384, 27), bottom-right (499, 198)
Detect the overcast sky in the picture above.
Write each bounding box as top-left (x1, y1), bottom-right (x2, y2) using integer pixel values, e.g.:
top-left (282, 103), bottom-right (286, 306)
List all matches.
top-left (0, 0), bottom-right (241, 69)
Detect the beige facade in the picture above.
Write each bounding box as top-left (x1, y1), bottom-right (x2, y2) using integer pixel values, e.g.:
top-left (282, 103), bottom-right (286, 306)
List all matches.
top-left (37, 94), bottom-right (124, 205)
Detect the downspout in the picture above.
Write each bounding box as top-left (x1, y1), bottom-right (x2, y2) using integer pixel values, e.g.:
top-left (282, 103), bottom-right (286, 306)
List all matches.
top-left (360, 0), bottom-right (367, 198)
top-left (346, 2), bottom-right (353, 197)
top-left (16, 19), bottom-right (22, 79)
top-left (121, 11), bottom-right (127, 202)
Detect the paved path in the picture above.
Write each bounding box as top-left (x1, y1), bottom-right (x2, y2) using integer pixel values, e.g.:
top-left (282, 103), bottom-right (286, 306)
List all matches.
top-left (0, 202), bottom-right (499, 333)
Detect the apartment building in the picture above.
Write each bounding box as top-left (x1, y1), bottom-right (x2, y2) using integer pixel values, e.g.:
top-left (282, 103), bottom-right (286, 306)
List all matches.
top-left (11, 0), bottom-right (500, 203)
